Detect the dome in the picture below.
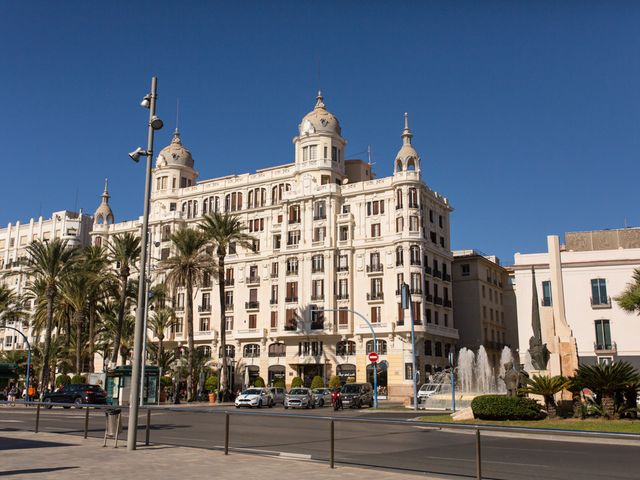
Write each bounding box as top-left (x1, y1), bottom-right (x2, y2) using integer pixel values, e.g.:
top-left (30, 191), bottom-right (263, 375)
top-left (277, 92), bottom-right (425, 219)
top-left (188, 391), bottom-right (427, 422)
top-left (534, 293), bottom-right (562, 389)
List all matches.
top-left (298, 91), bottom-right (342, 136)
top-left (394, 113), bottom-right (421, 174)
top-left (156, 129), bottom-right (194, 168)
top-left (94, 178), bottom-right (114, 225)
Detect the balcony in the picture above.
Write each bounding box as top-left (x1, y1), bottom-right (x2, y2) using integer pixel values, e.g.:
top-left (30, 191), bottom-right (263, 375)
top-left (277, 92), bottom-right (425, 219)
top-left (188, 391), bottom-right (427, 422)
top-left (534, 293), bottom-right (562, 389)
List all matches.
top-left (270, 272), bottom-right (279, 279)
top-left (284, 322), bottom-right (298, 331)
top-left (310, 295), bottom-right (324, 301)
top-left (286, 270), bottom-right (299, 276)
top-left (426, 323), bottom-right (460, 339)
top-left (313, 214), bottom-right (326, 221)
top-left (444, 299), bottom-right (452, 308)
top-left (434, 296), bottom-right (443, 305)
top-left (337, 265), bottom-right (349, 272)
top-left (310, 321), bottom-right (325, 330)
top-left (425, 266), bottom-right (433, 275)
top-left (270, 298), bottom-right (278, 305)
top-left (224, 304), bottom-right (234, 312)
top-left (245, 301), bottom-right (260, 310)
top-left (366, 264), bottom-right (384, 274)
top-left (591, 297), bottom-right (612, 309)
top-left (443, 274), bottom-right (451, 282)
top-left (285, 296), bottom-right (299, 303)
top-left (224, 278), bottom-right (235, 287)
top-left (594, 342), bottom-right (617, 354)
top-left (367, 292), bottom-right (384, 302)
top-left (410, 260), bottom-right (421, 266)
top-left (433, 270), bottom-right (442, 279)
top-left (246, 276), bottom-right (260, 285)
top-left (411, 287), bottom-right (422, 295)
top-left (336, 293), bottom-right (349, 300)
top-left (198, 305), bottom-right (211, 313)
top-left (311, 267), bottom-right (324, 274)
top-left (426, 294), bottom-right (434, 302)
top-left (175, 306), bottom-right (185, 312)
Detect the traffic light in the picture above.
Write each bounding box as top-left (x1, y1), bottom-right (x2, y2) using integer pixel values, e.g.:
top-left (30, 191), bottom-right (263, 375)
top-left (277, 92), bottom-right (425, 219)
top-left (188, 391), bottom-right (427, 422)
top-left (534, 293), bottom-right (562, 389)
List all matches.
top-left (25, 363), bottom-right (34, 380)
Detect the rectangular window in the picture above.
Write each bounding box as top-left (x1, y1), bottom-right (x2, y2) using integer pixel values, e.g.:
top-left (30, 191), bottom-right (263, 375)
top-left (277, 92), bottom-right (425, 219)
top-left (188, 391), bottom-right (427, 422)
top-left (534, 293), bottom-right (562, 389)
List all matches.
top-left (199, 317), bottom-right (210, 332)
top-left (225, 316), bottom-right (233, 331)
top-left (338, 279), bottom-right (348, 298)
top-left (397, 303), bottom-right (404, 326)
top-left (309, 145), bottom-right (317, 160)
top-left (425, 340), bottom-right (432, 356)
top-left (270, 311), bottom-right (278, 329)
top-left (249, 314), bottom-right (257, 329)
top-left (409, 216), bottom-right (419, 232)
top-left (285, 309), bottom-right (297, 330)
top-left (591, 279), bottom-right (608, 305)
top-left (405, 363), bottom-right (413, 380)
top-left (313, 201), bottom-right (326, 220)
top-left (412, 302), bottom-right (421, 324)
top-left (461, 264), bottom-right (470, 276)
top-left (542, 280), bottom-right (552, 306)
top-left (371, 306), bottom-right (381, 323)
top-left (271, 285), bottom-right (278, 304)
top-left (312, 279), bottom-right (324, 299)
top-left (271, 262), bottom-right (279, 278)
top-left (370, 223), bottom-right (381, 238)
top-left (225, 291), bottom-right (234, 307)
top-left (332, 146), bottom-right (337, 161)
top-left (338, 307), bottom-right (348, 326)
top-left (313, 226), bottom-right (326, 242)
top-left (337, 255), bottom-right (349, 271)
top-left (289, 205), bottom-right (301, 224)
top-left (595, 319), bottom-right (612, 350)
top-left (286, 282), bottom-right (298, 302)
top-left (396, 216), bottom-right (404, 232)
top-left (312, 254), bottom-right (324, 272)
top-left (287, 230), bottom-right (301, 246)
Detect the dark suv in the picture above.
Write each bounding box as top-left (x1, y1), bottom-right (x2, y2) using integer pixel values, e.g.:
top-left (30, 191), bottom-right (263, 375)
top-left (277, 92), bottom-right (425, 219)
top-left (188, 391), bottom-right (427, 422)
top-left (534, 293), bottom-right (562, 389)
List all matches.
top-left (339, 383), bottom-right (374, 409)
top-left (43, 384), bottom-right (107, 408)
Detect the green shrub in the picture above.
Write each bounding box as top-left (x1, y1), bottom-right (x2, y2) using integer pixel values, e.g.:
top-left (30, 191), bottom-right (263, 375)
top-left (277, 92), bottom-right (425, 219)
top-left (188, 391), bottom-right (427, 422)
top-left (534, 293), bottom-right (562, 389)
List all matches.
top-left (291, 376), bottom-right (303, 388)
top-left (56, 374), bottom-right (71, 387)
top-left (70, 374), bottom-right (86, 385)
top-left (471, 394), bottom-right (545, 421)
top-left (204, 375), bottom-right (218, 392)
top-left (310, 376), bottom-right (324, 389)
top-left (160, 375), bottom-right (173, 388)
top-left (328, 375), bottom-right (342, 388)
top-left (253, 376), bottom-right (265, 388)
top-left (273, 378), bottom-right (285, 388)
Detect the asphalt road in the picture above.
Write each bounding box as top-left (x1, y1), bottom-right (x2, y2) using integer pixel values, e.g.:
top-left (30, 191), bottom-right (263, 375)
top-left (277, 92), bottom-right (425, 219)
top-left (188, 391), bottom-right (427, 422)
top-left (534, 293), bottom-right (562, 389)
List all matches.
top-left (1, 405), bottom-right (639, 480)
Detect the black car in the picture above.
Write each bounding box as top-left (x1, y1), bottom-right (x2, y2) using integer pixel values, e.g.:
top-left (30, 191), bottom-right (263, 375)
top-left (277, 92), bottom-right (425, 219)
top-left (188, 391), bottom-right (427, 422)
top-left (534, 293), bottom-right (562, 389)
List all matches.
top-left (43, 384), bottom-right (107, 408)
top-left (339, 382), bottom-right (374, 409)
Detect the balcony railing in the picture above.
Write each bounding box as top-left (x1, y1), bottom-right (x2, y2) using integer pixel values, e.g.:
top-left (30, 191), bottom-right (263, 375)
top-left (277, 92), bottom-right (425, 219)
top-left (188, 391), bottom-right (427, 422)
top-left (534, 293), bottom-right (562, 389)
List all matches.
top-left (310, 295), bottom-right (325, 301)
top-left (311, 267), bottom-right (324, 273)
top-left (286, 270), bottom-right (299, 276)
top-left (410, 259), bottom-right (421, 266)
top-left (444, 299), bottom-right (452, 308)
top-left (285, 296), bottom-right (298, 303)
top-left (591, 297), bottom-right (612, 309)
top-left (443, 274), bottom-right (451, 282)
top-left (198, 305), bottom-right (211, 313)
top-left (594, 341), bottom-right (617, 353)
top-left (541, 299), bottom-right (552, 307)
top-left (270, 272), bottom-right (279, 279)
top-left (245, 301), bottom-right (260, 310)
top-left (270, 298), bottom-right (278, 305)
top-left (433, 270), bottom-right (442, 279)
top-left (246, 276), bottom-right (260, 285)
top-left (411, 287), bottom-right (422, 295)
top-left (425, 266), bottom-right (433, 275)
top-left (313, 214), bottom-right (326, 221)
top-left (310, 321), bottom-right (325, 330)
top-left (367, 292), bottom-right (384, 301)
top-left (434, 296), bottom-right (443, 305)
top-left (366, 264), bottom-right (384, 273)
top-left (426, 294), bottom-right (434, 302)
top-left (224, 304), bottom-right (234, 312)
top-left (337, 265), bottom-right (349, 272)
top-left (284, 323), bottom-right (298, 331)
top-left (336, 293), bottom-right (349, 300)
top-left (224, 278), bottom-right (235, 287)
top-left (175, 306), bottom-right (185, 312)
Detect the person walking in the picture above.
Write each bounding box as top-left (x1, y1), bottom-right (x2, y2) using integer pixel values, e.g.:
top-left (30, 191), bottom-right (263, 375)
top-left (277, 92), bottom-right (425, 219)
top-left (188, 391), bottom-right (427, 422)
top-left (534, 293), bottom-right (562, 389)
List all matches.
top-left (8, 384), bottom-right (18, 406)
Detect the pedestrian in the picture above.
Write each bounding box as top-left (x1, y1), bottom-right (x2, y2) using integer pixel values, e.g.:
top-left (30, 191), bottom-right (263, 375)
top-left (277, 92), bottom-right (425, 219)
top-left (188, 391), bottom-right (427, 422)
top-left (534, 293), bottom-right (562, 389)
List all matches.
top-left (8, 384), bottom-right (18, 406)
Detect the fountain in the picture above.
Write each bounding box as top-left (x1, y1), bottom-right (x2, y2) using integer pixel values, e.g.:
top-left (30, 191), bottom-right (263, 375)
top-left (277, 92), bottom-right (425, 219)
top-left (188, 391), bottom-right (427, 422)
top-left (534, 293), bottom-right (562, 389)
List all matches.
top-left (497, 346), bottom-right (515, 393)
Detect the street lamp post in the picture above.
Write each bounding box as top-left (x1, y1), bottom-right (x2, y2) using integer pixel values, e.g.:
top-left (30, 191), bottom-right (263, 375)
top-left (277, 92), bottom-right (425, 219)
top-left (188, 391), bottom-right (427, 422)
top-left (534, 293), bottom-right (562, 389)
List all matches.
top-left (401, 283), bottom-right (418, 411)
top-left (127, 76), bottom-right (163, 451)
top-left (319, 308), bottom-right (378, 408)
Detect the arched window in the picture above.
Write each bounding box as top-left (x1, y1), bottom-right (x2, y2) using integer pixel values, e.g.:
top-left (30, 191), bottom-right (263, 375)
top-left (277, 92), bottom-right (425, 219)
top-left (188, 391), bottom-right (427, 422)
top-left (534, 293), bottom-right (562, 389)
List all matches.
top-left (396, 159), bottom-right (403, 172)
top-left (268, 342), bottom-right (286, 357)
top-left (193, 201), bottom-right (198, 217)
top-left (410, 245), bottom-right (421, 265)
top-left (336, 340), bottom-right (356, 356)
top-left (396, 189), bottom-right (403, 209)
top-left (94, 237), bottom-right (102, 246)
top-left (202, 199), bottom-right (208, 215)
top-left (198, 345), bottom-right (211, 357)
top-left (396, 246), bottom-right (404, 266)
top-left (248, 190), bottom-right (254, 209)
top-left (366, 340), bottom-right (387, 355)
top-left (407, 158), bottom-right (416, 171)
top-left (219, 345), bottom-right (235, 358)
top-left (243, 344), bottom-right (260, 358)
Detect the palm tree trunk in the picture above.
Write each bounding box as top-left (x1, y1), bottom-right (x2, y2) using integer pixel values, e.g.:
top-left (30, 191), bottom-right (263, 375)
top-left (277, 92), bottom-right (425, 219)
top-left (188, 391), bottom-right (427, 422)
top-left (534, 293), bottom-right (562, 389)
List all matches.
top-left (88, 303), bottom-right (96, 372)
top-left (602, 393), bottom-right (616, 419)
top-left (158, 335), bottom-right (164, 370)
top-left (75, 311), bottom-right (83, 374)
top-left (544, 396), bottom-right (557, 418)
top-left (218, 254), bottom-right (228, 399)
top-left (111, 274), bottom-right (128, 365)
top-left (186, 277), bottom-right (195, 402)
top-left (40, 289), bottom-right (56, 392)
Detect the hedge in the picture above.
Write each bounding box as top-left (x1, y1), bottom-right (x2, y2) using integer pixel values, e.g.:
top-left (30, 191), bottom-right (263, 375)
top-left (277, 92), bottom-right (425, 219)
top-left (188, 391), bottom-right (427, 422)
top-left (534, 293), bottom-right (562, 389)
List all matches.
top-left (204, 375), bottom-right (218, 392)
top-left (253, 376), bottom-right (266, 388)
top-left (56, 374), bottom-right (71, 387)
top-left (328, 375), bottom-right (342, 388)
top-left (291, 376), bottom-right (303, 388)
top-left (310, 376), bottom-right (324, 389)
top-left (273, 378), bottom-right (285, 388)
top-left (471, 394), bottom-right (545, 421)
top-left (70, 374), bottom-right (86, 385)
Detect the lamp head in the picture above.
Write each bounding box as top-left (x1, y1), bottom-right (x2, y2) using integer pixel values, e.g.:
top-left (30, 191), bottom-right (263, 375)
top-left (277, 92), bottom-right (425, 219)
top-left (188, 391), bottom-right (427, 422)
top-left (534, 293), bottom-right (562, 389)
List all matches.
top-left (150, 115), bottom-right (164, 130)
top-left (128, 147), bottom-right (147, 162)
top-left (140, 94), bottom-right (151, 109)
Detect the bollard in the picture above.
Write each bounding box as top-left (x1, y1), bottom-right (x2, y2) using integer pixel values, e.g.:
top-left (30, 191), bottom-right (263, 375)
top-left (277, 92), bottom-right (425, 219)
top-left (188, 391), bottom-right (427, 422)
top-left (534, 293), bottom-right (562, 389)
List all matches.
top-left (35, 403), bottom-right (41, 433)
top-left (145, 409), bottom-right (151, 446)
top-left (475, 429), bottom-right (482, 480)
top-left (330, 419), bottom-right (335, 469)
top-left (224, 412), bottom-right (230, 455)
top-left (84, 407), bottom-right (90, 439)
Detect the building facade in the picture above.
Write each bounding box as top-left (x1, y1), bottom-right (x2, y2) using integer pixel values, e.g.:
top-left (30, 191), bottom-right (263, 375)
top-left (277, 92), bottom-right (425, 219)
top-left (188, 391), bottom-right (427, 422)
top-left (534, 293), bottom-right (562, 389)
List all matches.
top-left (511, 229), bottom-right (640, 371)
top-left (0, 209), bottom-right (93, 350)
top-left (451, 250), bottom-right (517, 367)
top-left (93, 94), bottom-right (456, 399)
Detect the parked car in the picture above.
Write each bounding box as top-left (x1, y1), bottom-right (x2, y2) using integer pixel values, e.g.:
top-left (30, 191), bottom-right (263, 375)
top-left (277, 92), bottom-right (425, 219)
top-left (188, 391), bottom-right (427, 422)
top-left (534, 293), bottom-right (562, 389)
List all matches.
top-left (339, 383), bottom-right (374, 409)
top-left (43, 384), bottom-right (107, 408)
top-left (235, 388), bottom-right (273, 408)
top-left (268, 387), bottom-right (286, 405)
top-left (418, 383), bottom-right (439, 400)
top-left (284, 388), bottom-right (316, 409)
top-left (311, 388), bottom-right (332, 407)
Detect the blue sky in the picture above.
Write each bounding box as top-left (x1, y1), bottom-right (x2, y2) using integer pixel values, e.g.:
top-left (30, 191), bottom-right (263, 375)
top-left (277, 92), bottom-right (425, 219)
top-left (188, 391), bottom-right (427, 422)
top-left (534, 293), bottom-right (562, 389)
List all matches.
top-left (1, 1), bottom-right (639, 264)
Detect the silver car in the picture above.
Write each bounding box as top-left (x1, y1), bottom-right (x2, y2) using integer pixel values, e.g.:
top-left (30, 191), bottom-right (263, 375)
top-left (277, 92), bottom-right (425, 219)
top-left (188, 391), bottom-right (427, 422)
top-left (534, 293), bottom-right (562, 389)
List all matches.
top-left (268, 387), bottom-right (286, 405)
top-left (311, 388), bottom-right (332, 407)
top-left (284, 388), bottom-right (315, 409)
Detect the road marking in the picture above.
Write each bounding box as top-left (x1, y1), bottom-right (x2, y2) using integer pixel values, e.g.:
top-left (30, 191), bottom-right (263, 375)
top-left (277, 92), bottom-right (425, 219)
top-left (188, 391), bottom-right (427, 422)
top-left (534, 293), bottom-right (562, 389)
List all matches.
top-left (426, 455), bottom-right (547, 468)
top-left (0, 420), bottom-right (23, 423)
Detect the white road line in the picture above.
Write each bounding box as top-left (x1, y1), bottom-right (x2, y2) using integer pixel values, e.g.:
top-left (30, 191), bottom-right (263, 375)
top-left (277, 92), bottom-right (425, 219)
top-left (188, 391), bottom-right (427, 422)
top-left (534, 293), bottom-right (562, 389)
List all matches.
top-left (0, 419), bottom-right (23, 423)
top-left (426, 455), bottom-right (547, 468)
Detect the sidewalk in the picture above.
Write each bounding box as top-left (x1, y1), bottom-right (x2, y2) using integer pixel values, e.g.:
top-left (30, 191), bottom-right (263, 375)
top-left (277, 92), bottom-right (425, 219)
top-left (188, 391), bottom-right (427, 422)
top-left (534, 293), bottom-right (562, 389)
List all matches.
top-left (0, 430), bottom-right (447, 479)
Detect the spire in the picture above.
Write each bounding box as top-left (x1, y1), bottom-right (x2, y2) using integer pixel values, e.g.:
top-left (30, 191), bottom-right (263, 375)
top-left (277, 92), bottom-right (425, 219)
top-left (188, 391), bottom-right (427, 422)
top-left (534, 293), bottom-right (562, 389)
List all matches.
top-left (172, 127), bottom-right (181, 144)
top-left (101, 178), bottom-right (110, 203)
top-left (315, 90), bottom-right (325, 109)
top-left (401, 112), bottom-right (413, 145)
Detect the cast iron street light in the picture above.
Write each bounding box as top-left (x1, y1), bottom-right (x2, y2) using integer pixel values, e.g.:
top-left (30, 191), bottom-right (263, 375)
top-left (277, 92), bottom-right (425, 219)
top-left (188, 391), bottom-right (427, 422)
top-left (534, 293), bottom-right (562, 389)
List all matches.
top-left (127, 76), bottom-right (163, 451)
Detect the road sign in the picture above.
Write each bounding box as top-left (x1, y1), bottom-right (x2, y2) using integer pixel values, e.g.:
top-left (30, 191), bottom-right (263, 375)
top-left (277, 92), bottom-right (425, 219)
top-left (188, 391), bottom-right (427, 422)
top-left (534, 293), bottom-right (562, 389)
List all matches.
top-left (368, 352), bottom-right (379, 363)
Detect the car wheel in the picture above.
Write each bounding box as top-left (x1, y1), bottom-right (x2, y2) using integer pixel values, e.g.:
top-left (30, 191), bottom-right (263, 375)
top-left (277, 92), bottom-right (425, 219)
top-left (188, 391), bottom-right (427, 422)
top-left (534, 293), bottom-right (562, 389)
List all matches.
top-left (268, 400), bottom-right (273, 408)
top-left (284, 406), bottom-right (288, 409)
top-left (319, 399), bottom-right (324, 407)
top-left (63, 405), bottom-right (71, 409)
top-left (235, 405), bottom-right (240, 408)
top-left (44, 398), bottom-right (53, 409)
top-left (258, 400), bottom-right (262, 408)
top-left (74, 398), bottom-right (83, 408)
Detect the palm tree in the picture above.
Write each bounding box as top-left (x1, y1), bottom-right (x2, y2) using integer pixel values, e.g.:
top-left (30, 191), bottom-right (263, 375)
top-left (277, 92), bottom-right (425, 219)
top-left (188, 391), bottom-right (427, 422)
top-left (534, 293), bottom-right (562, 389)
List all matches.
top-left (199, 212), bottom-right (254, 398)
top-left (107, 232), bottom-right (141, 366)
top-left (25, 239), bottom-right (77, 391)
top-left (161, 228), bottom-right (213, 401)
top-left (616, 268), bottom-right (640, 315)
top-left (575, 361), bottom-right (640, 419)
top-left (147, 308), bottom-right (177, 372)
top-left (0, 284), bottom-right (17, 317)
top-left (520, 374), bottom-right (570, 418)
top-left (60, 274), bottom-right (91, 374)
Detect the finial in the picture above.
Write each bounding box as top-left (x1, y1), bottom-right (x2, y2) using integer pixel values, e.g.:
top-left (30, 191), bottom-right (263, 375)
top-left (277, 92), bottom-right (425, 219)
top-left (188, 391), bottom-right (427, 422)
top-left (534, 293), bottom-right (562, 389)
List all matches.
top-left (101, 178), bottom-right (110, 203)
top-left (315, 90), bottom-right (325, 109)
top-left (172, 127), bottom-right (181, 144)
top-left (401, 112), bottom-right (413, 144)
top-left (103, 178), bottom-right (109, 193)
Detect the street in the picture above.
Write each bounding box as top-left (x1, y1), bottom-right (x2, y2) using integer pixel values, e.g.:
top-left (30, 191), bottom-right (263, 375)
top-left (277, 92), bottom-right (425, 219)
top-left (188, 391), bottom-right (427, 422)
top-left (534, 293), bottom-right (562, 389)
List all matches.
top-left (1, 405), bottom-right (638, 479)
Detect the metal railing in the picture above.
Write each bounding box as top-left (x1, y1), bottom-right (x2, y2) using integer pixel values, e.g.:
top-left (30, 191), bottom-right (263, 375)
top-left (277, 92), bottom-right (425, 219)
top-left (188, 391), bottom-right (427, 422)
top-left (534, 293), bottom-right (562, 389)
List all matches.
top-left (2, 400), bottom-right (640, 479)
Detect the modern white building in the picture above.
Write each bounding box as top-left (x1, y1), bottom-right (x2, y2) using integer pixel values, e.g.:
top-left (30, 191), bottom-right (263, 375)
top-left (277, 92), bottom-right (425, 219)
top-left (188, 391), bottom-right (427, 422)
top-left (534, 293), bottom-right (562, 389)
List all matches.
top-left (511, 229), bottom-right (640, 371)
top-left (92, 93), bottom-right (459, 399)
top-left (0, 209), bottom-right (93, 350)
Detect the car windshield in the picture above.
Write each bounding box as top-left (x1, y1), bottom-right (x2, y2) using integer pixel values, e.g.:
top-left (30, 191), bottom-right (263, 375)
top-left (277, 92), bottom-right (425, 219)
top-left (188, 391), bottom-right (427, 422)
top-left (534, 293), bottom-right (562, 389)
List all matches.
top-left (420, 385), bottom-right (437, 392)
top-left (243, 389), bottom-right (262, 395)
top-left (313, 389), bottom-right (327, 394)
top-left (289, 389), bottom-right (307, 395)
top-left (340, 384), bottom-right (361, 394)
top-left (84, 385), bottom-right (102, 391)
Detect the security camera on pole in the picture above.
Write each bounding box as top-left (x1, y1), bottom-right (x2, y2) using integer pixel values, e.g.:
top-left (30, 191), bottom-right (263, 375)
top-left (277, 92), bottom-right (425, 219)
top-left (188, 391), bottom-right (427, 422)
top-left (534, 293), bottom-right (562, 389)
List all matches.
top-left (127, 77), bottom-right (163, 451)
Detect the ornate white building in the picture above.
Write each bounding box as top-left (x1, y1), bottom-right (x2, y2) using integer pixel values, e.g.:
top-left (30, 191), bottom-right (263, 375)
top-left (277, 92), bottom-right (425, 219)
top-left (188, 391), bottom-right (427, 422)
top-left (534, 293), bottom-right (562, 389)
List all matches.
top-left (92, 93), bottom-right (458, 399)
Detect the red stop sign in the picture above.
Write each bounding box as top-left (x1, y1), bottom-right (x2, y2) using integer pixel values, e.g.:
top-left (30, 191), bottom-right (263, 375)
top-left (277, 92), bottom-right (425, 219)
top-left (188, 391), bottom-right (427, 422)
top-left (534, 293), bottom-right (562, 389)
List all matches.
top-left (368, 352), bottom-right (379, 363)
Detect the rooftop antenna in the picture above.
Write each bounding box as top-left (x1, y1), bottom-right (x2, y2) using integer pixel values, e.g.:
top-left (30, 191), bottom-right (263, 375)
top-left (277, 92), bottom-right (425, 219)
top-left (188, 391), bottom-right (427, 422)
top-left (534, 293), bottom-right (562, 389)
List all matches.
top-left (624, 217), bottom-right (628, 228)
top-left (367, 145), bottom-right (376, 167)
top-left (315, 54), bottom-right (321, 96)
top-left (74, 187), bottom-right (79, 213)
top-left (175, 98), bottom-right (180, 132)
